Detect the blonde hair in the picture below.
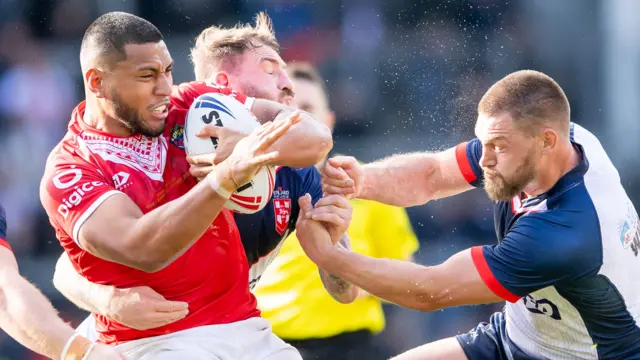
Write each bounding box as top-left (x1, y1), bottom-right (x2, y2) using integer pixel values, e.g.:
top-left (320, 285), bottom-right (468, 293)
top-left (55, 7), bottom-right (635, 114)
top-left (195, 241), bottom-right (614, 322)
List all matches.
top-left (478, 70), bottom-right (570, 135)
top-left (190, 12), bottom-right (280, 80)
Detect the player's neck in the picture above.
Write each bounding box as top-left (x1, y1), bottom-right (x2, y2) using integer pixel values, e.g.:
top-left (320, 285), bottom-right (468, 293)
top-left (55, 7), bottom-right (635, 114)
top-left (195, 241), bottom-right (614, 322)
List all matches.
top-left (83, 97), bottom-right (134, 137)
top-left (522, 142), bottom-right (580, 198)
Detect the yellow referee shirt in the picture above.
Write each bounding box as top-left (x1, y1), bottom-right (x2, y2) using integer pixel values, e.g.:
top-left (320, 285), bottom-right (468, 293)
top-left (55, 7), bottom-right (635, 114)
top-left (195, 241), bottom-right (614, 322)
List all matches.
top-left (253, 198), bottom-right (419, 340)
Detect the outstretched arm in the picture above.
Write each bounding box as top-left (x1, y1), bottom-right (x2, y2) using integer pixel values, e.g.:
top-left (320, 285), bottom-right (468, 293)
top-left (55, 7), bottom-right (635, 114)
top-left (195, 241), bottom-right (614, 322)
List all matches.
top-left (42, 114), bottom-right (298, 273)
top-left (0, 247), bottom-right (123, 359)
top-left (318, 234), bottom-right (359, 304)
top-left (309, 247), bottom-right (501, 311)
top-left (322, 142), bottom-right (482, 207)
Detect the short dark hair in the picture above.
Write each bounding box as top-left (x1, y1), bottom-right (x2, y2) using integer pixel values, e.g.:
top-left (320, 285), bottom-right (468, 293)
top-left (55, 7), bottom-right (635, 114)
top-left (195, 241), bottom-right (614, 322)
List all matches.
top-left (478, 70), bottom-right (570, 135)
top-left (80, 12), bottom-right (163, 72)
top-left (286, 62), bottom-right (329, 103)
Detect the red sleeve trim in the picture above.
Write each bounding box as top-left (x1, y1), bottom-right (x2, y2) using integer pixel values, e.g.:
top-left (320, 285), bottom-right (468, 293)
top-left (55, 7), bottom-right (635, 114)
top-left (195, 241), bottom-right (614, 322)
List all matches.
top-left (470, 246), bottom-right (520, 303)
top-left (455, 143), bottom-right (477, 184)
top-left (0, 238), bottom-right (12, 252)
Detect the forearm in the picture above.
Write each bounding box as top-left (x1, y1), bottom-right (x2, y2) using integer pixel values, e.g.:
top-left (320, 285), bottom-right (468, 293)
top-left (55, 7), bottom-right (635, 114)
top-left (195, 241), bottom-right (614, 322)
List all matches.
top-left (53, 254), bottom-right (112, 315)
top-left (127, 177), bottom-right (229, 270)
top-left (83, 172), bottom-right (231, 272)
top-left (360, 148), bottom-right (471, 206)
top-left (270, 110), bottom-right (333, 167)
top-left (317, 234), bottom-right (358, 304)
top-left (359, 153), bottom-right (440, 206)
top-left (0, 270), bottom-right (78, 359)
top-left (251, 99), bottom-right (333, 167)
top-left (316, 249), bottom-right (440, 311)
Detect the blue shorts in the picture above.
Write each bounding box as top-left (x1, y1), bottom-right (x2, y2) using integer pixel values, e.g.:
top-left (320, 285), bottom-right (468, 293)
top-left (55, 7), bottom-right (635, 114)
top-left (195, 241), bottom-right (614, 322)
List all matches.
top-left (455, 312), bottom-right (532, 360)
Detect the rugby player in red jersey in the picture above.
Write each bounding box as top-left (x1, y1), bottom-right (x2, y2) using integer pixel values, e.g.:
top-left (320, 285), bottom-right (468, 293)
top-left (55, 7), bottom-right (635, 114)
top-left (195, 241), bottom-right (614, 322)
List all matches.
top-left (40, 11), bottom-right (330, 359)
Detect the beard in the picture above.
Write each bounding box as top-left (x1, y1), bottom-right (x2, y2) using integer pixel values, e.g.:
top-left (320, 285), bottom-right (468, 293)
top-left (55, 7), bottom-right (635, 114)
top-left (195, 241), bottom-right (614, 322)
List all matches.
top-left (483, 148), bottom-right (537, 201)
top-left (109, 90), bottom-right (164, 138)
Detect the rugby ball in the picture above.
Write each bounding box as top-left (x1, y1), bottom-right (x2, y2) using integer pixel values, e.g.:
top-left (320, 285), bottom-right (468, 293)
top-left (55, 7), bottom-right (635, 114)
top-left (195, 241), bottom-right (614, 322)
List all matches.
top-left (184, 92), bottom-right (275, 214)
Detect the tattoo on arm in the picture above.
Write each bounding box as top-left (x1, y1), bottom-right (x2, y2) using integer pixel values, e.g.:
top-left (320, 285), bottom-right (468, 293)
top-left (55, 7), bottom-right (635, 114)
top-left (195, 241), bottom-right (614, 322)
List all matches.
top-left (319, 234), bottom-right (353, 302)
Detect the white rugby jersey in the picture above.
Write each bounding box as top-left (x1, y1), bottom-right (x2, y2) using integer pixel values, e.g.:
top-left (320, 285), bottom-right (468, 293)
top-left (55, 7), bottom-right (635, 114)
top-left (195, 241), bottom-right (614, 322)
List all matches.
top-left (456, 123), bottom-right (640, 359)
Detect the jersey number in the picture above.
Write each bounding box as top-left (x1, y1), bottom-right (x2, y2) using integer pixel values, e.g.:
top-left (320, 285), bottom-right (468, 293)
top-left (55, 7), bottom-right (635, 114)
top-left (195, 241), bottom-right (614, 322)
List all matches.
top-left (524, 295), bottom-right (562, 320)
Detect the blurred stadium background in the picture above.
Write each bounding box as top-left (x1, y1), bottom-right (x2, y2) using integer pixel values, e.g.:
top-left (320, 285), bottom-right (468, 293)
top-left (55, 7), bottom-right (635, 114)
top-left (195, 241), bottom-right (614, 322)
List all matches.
top-left (0, 0), bottom-right (639, 358)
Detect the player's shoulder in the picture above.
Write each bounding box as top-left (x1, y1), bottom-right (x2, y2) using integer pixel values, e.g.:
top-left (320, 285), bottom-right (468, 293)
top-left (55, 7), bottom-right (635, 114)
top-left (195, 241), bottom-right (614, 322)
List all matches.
top-left (514, 201), bottom-right (600, 255)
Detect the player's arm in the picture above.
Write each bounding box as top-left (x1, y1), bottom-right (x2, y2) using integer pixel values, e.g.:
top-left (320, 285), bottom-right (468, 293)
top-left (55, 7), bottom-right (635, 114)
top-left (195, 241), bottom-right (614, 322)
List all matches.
top-left (299, 209), bottom-right (594, 311)
top-left (322, 140), bottom-right (484, 207)
top-left (249, 99), bottom-right (333, 167)
top-left (53, 252), bottom-right (188, 330)
top-left (0, 247), bottom-right (124, 359)
top-left (318, 233), bottom-right (359, 304)
top-left (42, 116), bottom-right (296, 273)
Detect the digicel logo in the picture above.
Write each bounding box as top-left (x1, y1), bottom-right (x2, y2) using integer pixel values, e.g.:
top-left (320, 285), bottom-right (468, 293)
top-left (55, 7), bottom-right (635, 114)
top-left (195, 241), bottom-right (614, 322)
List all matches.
top-left (53, 167), bottom-right (105, 218)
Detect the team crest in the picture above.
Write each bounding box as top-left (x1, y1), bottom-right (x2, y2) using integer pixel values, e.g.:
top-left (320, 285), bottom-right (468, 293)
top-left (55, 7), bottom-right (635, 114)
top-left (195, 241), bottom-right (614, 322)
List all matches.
top-left (273, 187), bottom-right (291, 235)
top-left (618, 199), bottom-right (640, 256)
top-left (170, 124), bottom-right (185, 149)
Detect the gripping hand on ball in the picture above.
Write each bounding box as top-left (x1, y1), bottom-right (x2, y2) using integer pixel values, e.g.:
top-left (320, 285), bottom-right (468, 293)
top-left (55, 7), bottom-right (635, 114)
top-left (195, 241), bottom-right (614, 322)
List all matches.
top-left (194, 125), bottom-right (249, 166)
top-left (321, 156), bottom-right (364, 199)
top-left (213, 111), bottom-right (301, 191)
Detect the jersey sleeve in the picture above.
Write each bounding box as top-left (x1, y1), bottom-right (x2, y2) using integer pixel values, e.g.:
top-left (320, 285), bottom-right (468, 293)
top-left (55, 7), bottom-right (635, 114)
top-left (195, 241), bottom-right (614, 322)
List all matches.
top-left (299, 167), bottom-right (323, 206)
top-left (470, 212), bottom-right (602, 302)
top-left (40, 163), bottom-right (122, 247)
top-left (0, 203), bottom-right (9, 251)
top-left (455, 138), bottom-right (484, 187)
top-left (370, 203), bottom-right (419, 260)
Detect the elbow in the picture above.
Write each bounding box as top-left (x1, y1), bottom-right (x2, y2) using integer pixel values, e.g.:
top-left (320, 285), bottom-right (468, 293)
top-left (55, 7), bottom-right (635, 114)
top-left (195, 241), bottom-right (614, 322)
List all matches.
top-left (316, 125), bottom-right (334, 160)
top-left (300, 125), bottom-right (333, 167)
top-left (413, 289), bottom-right (447, 312)
top-left (126, 254), bottom-right (170, 273)
top-left (336, 287), bottom-right (360, 304)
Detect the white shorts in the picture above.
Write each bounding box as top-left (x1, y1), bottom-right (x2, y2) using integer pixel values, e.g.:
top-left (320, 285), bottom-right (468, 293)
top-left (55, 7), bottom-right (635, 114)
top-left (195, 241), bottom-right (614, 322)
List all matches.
top-left (75, 315), bottom-right (301, 360)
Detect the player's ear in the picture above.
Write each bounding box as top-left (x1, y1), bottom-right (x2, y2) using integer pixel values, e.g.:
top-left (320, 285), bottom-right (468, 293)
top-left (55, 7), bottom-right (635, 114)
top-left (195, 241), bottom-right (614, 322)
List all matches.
top-left (85, 68), bottom-right (106, 98)
top-left (212, 72), bottom-right (230, 87)
top-left (541, 128), bottom-right (558, 154)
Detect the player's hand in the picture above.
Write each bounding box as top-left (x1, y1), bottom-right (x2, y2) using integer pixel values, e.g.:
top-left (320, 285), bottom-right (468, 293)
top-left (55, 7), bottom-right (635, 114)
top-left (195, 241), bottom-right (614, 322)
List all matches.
top-left (321, 156), bottom-right (363, 199)
top-left (85, 344), bottom-right (126, 359)
top-left (295, 194), bottom-right (337, 266)
top-left (214, 112), bottom-right (301, 191)
top-left (305, 194), bottom-right (352, 242)
top-left (105, 286), bottom-right (189, 330)
top-left (192, 125), bottom-right (250, 166)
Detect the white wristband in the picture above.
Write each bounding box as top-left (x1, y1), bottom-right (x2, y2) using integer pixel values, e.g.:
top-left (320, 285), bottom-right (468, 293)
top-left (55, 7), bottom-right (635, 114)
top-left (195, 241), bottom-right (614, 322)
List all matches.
top-left (206, 171), bottom-right (233, 199)
top-left (81, 343), bottom-right (97, 360)
top-left (60, 333), bottom-right (79, 359)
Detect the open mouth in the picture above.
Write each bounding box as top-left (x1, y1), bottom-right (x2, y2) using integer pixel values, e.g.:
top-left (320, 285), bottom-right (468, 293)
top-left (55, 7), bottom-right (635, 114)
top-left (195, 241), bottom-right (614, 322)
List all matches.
top-left (150, 103), bottom-right (169, 119)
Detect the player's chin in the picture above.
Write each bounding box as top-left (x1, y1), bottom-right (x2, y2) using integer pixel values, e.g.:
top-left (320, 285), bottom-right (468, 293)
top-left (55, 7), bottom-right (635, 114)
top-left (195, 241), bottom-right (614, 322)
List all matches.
top-left (141, 117), bottom-right (166, 137)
